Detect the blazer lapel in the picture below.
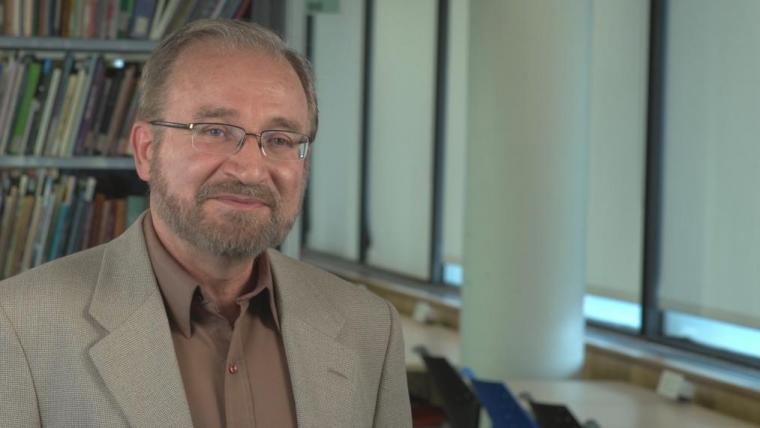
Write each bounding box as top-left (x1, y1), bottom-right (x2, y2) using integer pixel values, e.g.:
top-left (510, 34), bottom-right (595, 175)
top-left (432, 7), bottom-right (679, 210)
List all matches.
top-left (87, 215), bottom-right (193, 427)
top-left (269, 251), bottom-right (359, 428)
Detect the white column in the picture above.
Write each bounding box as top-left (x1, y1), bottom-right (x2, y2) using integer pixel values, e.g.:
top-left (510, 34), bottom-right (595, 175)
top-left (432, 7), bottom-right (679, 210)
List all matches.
top-left (461, 0), bottom-right (592, 379)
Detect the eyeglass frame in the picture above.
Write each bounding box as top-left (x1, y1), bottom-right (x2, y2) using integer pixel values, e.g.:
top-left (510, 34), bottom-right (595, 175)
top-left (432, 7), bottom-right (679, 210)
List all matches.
top-left (148, 120), bottom-right (312, 161)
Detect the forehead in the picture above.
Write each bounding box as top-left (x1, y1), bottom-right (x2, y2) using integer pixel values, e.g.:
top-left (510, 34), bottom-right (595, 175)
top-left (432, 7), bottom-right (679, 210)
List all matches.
top-left (164, 42), bottom-right (309, 129)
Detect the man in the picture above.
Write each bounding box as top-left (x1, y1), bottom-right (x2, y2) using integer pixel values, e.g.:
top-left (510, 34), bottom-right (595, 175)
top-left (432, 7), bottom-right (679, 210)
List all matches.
top-left (0, 19), bottom-right (411, 428)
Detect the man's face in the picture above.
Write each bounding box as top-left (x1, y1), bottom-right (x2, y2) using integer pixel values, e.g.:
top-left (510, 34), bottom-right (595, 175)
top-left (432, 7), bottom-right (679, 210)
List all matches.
top-left (147, 43), bottom-right (310, 259)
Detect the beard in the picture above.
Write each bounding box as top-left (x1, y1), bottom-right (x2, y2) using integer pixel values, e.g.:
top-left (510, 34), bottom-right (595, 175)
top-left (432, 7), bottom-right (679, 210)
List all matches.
top-left (148, 155), bottom-right (299, 259)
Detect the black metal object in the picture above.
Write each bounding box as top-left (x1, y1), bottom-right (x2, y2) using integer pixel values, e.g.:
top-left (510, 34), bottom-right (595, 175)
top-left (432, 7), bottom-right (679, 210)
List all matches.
top-left (640, 0), bottom-right (668, 337)
top-left (420, 352), bottom-right (480, 428)
top-left (358, 0), bottom-right (374, 263)
top-left (301, 13), bottom-right (315, 248)
top-left (429, 0), bottom-right (449, 283)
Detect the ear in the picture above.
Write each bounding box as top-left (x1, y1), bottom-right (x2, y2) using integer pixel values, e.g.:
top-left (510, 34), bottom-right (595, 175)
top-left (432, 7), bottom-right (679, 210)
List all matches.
top-left (131, 121), bottom-right (155, 182)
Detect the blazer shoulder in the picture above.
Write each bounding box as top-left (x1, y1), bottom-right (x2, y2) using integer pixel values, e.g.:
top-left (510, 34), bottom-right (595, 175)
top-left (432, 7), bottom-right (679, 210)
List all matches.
top-left (268, 250), bottom-right (393, 320)
top-left (0, 245), bottom-right (107, 314)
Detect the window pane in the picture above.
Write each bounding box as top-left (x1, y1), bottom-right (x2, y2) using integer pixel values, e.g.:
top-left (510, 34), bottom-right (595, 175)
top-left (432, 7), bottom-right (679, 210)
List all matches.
top-left (306, 2), bottom-right (364, 260)
top-left (659, 0), bottom-right (760, 328)
top-left (665, 311), bottom-right (760, 360)
top-left (584, 294), bottom-right (641, 331)
top-left (585, 0), bottom-right (649, 303)
top-left (441, 0), bottom-right (469, 270)
top-left (366, 0), bottom-right (437, 279)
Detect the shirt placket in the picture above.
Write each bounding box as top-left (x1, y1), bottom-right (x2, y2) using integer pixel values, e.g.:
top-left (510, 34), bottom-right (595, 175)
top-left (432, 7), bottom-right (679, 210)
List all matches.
top-left (225, 300), bottom-right (256, 428)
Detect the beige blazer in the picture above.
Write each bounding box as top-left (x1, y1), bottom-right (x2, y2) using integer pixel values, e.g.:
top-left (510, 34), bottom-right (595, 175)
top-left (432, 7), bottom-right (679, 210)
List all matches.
top-left (0, 214), bottom-right (411, 427)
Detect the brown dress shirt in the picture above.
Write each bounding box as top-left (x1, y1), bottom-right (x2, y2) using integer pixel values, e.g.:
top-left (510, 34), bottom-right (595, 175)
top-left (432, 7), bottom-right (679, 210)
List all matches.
top-left (143, 215), bottom-right (297, 428)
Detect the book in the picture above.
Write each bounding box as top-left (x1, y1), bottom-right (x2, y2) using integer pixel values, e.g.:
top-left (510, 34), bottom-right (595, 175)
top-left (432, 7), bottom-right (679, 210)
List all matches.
top-left (94, 65), bottom-right (124, 154)
top-left (188, 0), bottom-right (218, 22)
top-left (117, 0), bottom-right (135, 38)
top-left (97, 198), bottom-right (115, 244)
top-left (20, 175), bottom-right (50, 271)
top-left (81, 0), bottom-right (98, 38)
top-left (129, 0), bottom-right (156, 39)
top-left (44, 54), bottom-right (75, 155)
top-left (147, 0), bottom-right (165, 38)
top-left (86, 193), bottom-right (106, 248)
top-left (23, 58), bottom-right (54, 155)
top-left (73, 56), bottom-right (105, 155)
top-left (83, 74), bottom-right (112, 154)
top-left (60, 0), bottom-right (72, 37)
top-left (0, 185), bottom-right (18, 276)
top-left (69, 0), bottom-right (84, 38)
top-left (210, 0), bottom-right (226, 19)
top-left (47, 175), bottom-right (77, 261)
top-left (65, 176), bottom-right (96, 255)
top-left (220, 0), bottom-right (242, 19)
top-left (112, 197), bottom-right (127, 237)
top-left (0, 58), bottom-right (28, 154)
top-left (165, 0), bottom-right (196, 36)
top-left (50, 69), bottom-right (80, 156)
top-left (22, 0), bottom-right (33, 36)
top-left (37, 0), bottom-right (49, 37)
top-left (8, 58), bottom-right (41, 155)
top-left (32, 66), bottom-right (62, 155)
top-left (233, 0), bottom-right (251, 19)
top-left (105, 0), bottom-right (120, 39)
top-left (32, 175), bottom-right (59, 267)
top-left (126, 194), bottom-right (147, 225)
top-left (61, 56), bottom-right (97, 156)
top-left (149, 0), bottom-right (180, 40)
top-left (0, 59), bottom-right (19, 137)
top-left (6, 192), bottom-right (35, 277)
top-left (115, 84), bottom-right (139, 155)
top-left (101, 64), bottom-right (136, 154)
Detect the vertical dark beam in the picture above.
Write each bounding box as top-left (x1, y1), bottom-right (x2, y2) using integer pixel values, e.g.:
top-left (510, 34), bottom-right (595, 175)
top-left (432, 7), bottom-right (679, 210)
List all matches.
top-left (641, 0), bottom-right (668, 337)
top-left (429, 0), bottom-right (449, 283)
top-left (358, 0), bottom-right (374, 263)
top-left (300, 13), bottom-right (315, 248)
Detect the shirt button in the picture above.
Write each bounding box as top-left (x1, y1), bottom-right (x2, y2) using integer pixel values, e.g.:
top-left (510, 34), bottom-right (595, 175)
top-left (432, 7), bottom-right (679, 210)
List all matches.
top-left (228, 363), bottom-right (239, 374)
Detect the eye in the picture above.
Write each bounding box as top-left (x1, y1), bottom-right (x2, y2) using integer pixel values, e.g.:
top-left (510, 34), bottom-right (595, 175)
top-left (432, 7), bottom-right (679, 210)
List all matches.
top-left (199, 125), bottom-right (228, 138)
top-left (265, 132), bottom-right (296, 148)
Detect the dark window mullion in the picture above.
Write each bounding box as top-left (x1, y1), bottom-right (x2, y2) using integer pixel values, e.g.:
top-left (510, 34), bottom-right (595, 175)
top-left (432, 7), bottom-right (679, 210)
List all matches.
top-left (641, 0), bottom-right (668, 337)
top-left (358, 0), bottom-right (374, 263)
top-left (429, 0), bottom-right (450, 283)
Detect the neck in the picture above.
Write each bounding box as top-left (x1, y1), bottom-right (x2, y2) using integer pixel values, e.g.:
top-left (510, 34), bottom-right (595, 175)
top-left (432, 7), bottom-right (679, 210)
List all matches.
top-left (150, 211), bottom-right (255, 322)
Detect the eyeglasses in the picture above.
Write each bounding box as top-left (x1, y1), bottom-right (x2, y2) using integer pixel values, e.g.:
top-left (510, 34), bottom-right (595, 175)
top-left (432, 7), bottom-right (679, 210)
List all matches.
top-left (149, 120), bottom-right (312, 161)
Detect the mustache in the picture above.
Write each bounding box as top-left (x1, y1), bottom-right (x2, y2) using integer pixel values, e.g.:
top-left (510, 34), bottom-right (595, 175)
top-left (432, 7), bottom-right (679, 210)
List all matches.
top-left (196, 181), bottom-right (278, 207)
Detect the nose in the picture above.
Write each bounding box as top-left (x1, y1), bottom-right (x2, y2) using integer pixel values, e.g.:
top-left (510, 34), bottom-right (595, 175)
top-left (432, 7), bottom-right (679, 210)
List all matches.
top-left (221, 134), bottom-right (269, 182)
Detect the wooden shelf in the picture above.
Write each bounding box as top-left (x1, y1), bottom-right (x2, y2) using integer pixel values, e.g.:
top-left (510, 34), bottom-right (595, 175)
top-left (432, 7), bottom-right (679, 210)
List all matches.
top-left (0, 156), bottom-right (135, 170)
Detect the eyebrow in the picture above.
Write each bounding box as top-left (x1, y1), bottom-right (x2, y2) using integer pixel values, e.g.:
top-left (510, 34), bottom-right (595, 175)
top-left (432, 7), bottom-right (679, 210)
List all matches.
top-left (265, 117), bottom-right (304, 133)
top-left (191, 106), bottom-right (305, 133)
top-left (192, 106), bottom-right (239, 122)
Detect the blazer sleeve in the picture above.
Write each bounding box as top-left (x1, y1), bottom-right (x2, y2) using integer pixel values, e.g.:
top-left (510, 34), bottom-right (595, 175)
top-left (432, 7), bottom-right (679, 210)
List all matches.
top-left (372, 301), bottom-right (412, 428)
top-left (0, 305), bottom-right (41, 428)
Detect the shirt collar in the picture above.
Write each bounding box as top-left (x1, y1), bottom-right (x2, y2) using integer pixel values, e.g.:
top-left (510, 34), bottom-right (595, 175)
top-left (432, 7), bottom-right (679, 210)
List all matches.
top-left (142, 212), bottom-right (281, 338)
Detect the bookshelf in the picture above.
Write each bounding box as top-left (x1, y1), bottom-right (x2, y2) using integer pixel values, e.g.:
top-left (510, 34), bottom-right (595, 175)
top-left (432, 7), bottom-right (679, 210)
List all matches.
top-left (0, 2), bottom-right (283, 280)
top-left (0, 36), bottom-right (156, 53)
top-left (0, 156), bottom-right (135, 170)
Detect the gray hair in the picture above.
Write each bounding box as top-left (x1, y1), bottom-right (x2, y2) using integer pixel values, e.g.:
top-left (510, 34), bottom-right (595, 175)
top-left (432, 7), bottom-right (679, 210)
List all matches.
top-left (137, 19), bottom-right (319, 140)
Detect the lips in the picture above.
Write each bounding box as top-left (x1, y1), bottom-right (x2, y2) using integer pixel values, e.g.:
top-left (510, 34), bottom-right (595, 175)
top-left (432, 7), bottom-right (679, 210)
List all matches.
top-left (212, 194), bottom-right (269, 208)
top-left (196, 182), bottom-right (278, 209)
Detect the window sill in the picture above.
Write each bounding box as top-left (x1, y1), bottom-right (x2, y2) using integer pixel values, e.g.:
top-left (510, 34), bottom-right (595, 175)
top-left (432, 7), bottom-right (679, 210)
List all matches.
top-left (303, 250), bottom-right (760, 424)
